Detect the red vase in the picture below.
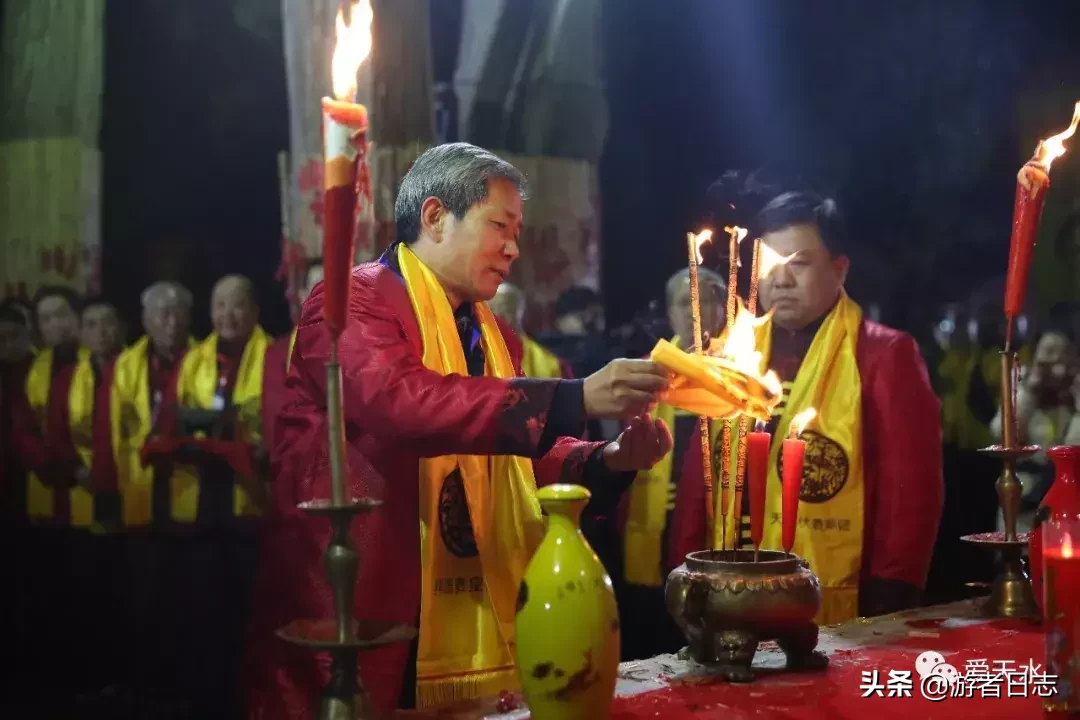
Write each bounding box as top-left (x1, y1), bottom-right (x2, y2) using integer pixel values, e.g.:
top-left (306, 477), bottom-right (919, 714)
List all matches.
top-left (1029, 446), bottom-right (1080, 613)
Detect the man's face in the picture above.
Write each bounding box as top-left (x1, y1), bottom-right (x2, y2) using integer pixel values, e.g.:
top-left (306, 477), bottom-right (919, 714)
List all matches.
top-left (0, 320), bottom-right (30, 363)
top-left (758, 223), bottom-right (848, 331)
top-left (81, 305), bottom-right (122, 358)
top-left (211, 280), bottom-right (258, 342)
top-left (36, 295), bottom-right (79, 348)
top-left (438, 179), bottom-right (523, 303)
top-left (1033, 332), bottom-right (1077, 390)
top-left (144, 299), bottom-right (190, 355)
top-left (668, 281), bottom-right (722, 345)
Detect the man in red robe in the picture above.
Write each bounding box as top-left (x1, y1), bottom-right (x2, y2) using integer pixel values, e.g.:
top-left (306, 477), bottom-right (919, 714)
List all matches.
top-left (673, 192), bottom-right (943, 619)
top-left (248, 143), bottom-right (673, 717)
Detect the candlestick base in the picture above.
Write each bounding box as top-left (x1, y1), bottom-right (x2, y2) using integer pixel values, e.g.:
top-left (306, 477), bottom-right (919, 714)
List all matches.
top-left (278, 497), bottom-right (417, 720)
top-left (959, 532), bottom-right (1039, 620)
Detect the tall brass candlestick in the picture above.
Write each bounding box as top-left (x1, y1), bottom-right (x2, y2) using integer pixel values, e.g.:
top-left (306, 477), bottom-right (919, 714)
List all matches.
top-left (687, 230), bottom-right (715, 549)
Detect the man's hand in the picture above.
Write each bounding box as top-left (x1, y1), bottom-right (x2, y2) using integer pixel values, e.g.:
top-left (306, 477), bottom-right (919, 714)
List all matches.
top-left (583, 359), bottom-right (670, 419)
top-left (601, 413), bottom-right (674, 473)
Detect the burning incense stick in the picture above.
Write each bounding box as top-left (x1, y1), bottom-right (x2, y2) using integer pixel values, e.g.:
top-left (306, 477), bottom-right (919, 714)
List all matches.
top-left (719, 226), bottom-right (747, 554)
top-left (686, 230), bottom-right (716, 548)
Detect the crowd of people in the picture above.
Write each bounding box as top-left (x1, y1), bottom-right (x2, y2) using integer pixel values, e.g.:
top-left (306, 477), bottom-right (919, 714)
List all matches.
top-left (0, 142), bottom-right (1078, 718)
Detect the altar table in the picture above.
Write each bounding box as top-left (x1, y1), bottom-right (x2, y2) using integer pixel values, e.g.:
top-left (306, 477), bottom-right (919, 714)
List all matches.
top-left (401, 599), bottom-right (1055, 719)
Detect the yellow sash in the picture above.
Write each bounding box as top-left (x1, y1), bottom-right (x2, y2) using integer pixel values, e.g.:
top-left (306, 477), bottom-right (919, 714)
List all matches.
top-left (111, 336), bottom-right (196, 526)
top-left (717, 294), bottom-right (864, 625)
top-left (520, 336), bottom-right (563, 378)
top-left (170, 327), bottom-right (269, 522)
top-left (624, 336), bottom-right (722, 587)
top-left (25, 346), bottom-right (95, 527)
top-left (398, 244), bottom-right (545, 708)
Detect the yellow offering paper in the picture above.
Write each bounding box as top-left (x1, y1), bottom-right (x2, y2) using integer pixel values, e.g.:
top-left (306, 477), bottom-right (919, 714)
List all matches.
top-left (649, 339), bottom-right (780, 421)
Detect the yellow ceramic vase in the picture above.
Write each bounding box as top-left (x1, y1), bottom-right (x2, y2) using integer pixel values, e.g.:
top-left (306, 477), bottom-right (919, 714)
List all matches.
top-left (514, 484), bottom-right (620, 719)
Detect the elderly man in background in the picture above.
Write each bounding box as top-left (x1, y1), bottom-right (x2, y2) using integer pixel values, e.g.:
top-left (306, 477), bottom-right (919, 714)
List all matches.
top-left (488, 281), bottom-right (573, 378)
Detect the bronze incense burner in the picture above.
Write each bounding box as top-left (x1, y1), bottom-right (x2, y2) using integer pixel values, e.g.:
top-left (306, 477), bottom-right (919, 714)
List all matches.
top-left (666, 550), bottom-right (828, 682)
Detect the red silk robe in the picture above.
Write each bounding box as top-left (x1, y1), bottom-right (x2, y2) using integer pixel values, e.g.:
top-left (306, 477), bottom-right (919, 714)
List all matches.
top-left (247, 261), bottom-right (618, 717)
top-left (668, 320), bottom-right (944, 612)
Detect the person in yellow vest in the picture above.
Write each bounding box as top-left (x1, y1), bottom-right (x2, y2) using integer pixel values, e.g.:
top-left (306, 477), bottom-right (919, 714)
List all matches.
top-left (619, 266), bottom-right (726, 660)
top-left (680, 192), bottom-right (944, 626)
top-left (154, 273), bottom-right (268, 718)
top-left (488, 282), bottom-right (573, 379)
top-left (13, 285), bottom-right (101, 708)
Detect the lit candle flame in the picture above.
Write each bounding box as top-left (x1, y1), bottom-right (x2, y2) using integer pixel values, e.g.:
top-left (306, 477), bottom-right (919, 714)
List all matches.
top-left (789, 408), bottom-right (817, 439)
top-left (331, 1), bottom-right (373, 101)
top-left (691, 229), bottom-right (713, 264)
top-left (1034, 101), bottom-right (1080, 171)
top-left (1064, 533), bottom-right (1075, 559)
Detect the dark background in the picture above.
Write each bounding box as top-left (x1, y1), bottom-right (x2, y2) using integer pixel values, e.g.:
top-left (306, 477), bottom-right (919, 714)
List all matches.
top-left (101, 0), bottom-right (1080, 338)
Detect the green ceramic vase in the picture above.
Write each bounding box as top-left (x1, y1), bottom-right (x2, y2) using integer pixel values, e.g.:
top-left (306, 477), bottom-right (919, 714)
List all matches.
top-left (514, 484), bottom-right (620, 719)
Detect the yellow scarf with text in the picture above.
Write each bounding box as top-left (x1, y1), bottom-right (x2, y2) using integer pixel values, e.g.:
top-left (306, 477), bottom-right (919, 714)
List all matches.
top-left (624, 336), bottom-right (722, 587)
top-left (170, 327), bottom-right (269, 522)
top-left (110, 336), bottom-right (196, 526)
top-left (398, 244), bottom-right (545, 709)
top-left (25, 346), bottom-right (95, 526)
top-left (521, 336), bottom-right (563, 378)
top-left (716, 294), bottom-right (864, 625)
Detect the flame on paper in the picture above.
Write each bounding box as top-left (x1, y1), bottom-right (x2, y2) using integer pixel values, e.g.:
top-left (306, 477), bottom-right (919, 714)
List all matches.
top-left (716, 303), bottom-right (783, 399)
top-left (691, 229), bottom-right (713, 264)
top-left (789, 408), bottom-right (817, 439)
top-left (332, 1), bottom-right (373, 101)
top-left (1034, 101), bottom-right (1080, 171)
top-left (1064, 533), bottom-right (1075, 559)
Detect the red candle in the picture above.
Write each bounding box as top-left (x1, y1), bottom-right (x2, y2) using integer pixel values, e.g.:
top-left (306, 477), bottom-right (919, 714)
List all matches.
top-left (1043, 523), bottom-right (1080, 713)
top-left (781, 437), bottom-right (805, 555)
top-left (1004, 164), bottom-right (1049, 321)
top-left (781, 409), bottom-right (816, 555)
top-left (322, 3), bottom-right (373, 340)
top-left (747, 424), bottom-right (771, 551)
top-left (1004, 102), bottom-right (1080, 340)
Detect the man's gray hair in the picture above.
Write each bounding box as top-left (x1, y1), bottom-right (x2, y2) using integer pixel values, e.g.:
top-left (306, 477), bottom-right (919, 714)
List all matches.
top-left (394, 143), bottom-right (529, 245)
top-left (141, 281), bottom-right (193, 311)
top-left (666, 267), bottom-right (726, 308)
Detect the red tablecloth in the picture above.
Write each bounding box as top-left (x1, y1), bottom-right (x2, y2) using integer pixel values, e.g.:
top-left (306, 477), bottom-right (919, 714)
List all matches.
top-left (400, 601), bottom-right (1058, 720)
top-left (610, 617), bottom-right (1048, 719)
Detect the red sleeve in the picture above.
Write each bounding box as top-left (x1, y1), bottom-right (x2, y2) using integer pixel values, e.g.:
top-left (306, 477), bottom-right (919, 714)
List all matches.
top-left (292, 276), bottom-right (566, 458)
top-left (864, 333), bottom-right (944, 588)
top-left (91, 362), bottom-right (118, 492)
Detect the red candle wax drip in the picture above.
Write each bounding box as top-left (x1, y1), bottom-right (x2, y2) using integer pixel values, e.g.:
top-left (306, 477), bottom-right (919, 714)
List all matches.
top-left (1005, 166), bottom-right (1049, 320)
top-left (747, 430), bottom-right (771, 550)
top-left (781, 437), bottom-right (805, 554)
top-left (322, 183), bottom-right (359, 338)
